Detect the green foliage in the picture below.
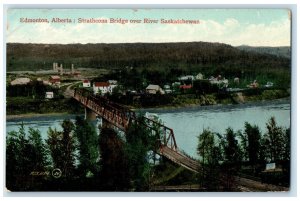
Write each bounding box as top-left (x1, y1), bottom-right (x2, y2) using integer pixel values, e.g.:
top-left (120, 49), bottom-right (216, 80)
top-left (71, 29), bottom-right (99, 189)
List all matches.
top-left (6, 124), bottom-right (49, 190)
top-left (125, 116), bottom-right (156, 191)
top-left (239, 122), bottom-right (262, 166)
top-left (99, 127), bottom-right (130, 191)
top-left (197, 129), bottom-right (222, 190)
top-left (6, 97), bottom-right (83, 115)
top-left (74, 116), bottom-right (99, 177)
top-left (262, 117), bottom-right (286, 163)
top-left (7, 80), bottom-right (57, 99)
top-left (46, 120), bottom-right (77, 178)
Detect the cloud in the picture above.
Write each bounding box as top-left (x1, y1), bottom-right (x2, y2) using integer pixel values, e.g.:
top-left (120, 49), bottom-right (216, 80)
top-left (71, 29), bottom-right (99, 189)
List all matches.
top-left (6, 17), bottom-right (290, 46)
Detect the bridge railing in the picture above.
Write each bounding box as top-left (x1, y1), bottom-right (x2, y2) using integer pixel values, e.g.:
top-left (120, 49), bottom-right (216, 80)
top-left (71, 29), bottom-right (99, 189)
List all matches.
top-left (141, 117), bottom-right (177, 151)
top-left (73, 88), bottom-right (177, 151)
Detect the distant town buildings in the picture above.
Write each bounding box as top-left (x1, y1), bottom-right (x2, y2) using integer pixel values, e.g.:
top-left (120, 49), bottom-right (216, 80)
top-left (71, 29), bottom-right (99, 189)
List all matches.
top-left (146, 84), bottom-right (165, 94)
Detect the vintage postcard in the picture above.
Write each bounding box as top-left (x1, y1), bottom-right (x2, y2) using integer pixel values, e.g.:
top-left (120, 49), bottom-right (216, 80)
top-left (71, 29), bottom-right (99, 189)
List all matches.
top-left (5, 8), bottom-right (291, 192)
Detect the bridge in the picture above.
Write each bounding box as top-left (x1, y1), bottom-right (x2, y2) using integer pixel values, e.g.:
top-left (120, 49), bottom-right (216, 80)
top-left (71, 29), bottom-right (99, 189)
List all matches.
top-left (72, 88), bottom-right (200, 173)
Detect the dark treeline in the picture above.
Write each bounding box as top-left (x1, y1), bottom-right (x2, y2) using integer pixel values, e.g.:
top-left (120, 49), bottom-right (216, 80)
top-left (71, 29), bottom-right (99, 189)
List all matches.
top-left (197, 117), bottom-right (290, 190)
top-left (6, 116), bottom-right (157, 191)
top-left (7, 42), bottom-right (290, 74)
top-left (6, 115), bottom-right (290, 191)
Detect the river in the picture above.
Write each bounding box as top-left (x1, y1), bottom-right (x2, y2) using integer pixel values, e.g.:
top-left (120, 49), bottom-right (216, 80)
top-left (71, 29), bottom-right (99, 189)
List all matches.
top-left (6, 99), bottom-right (290, 158)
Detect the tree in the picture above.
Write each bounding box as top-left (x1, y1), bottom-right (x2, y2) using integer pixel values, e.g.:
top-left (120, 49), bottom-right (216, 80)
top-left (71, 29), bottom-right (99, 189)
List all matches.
top-left (263, 117), bottom-right (285, 163)
top-left (74, 116), bottom-right (99, 177)
top-left (46, 120), bottom-right (76, 179)
top-left (46, 128), bottom-right (63, 170)
top-left (61, 120), bottom-right (76, 178)
top-left (99, 127), bottom-right (129, 191)
top-left (197, 129), bottom-right (222, 190)
top-left (6, 124), bottom-right (48, 190)
top-left (239, 122), bottom-right (262, 167)
top-left (125, 117), bottom-right (155, 191)
top-left (221, 128), bottom-right (242, 190)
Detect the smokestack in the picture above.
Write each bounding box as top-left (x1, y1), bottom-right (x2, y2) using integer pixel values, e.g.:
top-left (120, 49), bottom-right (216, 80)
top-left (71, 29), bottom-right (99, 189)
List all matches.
top-left (71, 64), bottom-right (74, 74)
top-left (53, 63), bottom-right (56, 71)
top-left (55, 63), bottom-right (58, 71)
top-left (60, 64), bottom-right (63, 75)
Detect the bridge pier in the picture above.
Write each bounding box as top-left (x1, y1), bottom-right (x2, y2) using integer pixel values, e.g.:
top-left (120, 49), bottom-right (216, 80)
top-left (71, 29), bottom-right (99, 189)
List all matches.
top-left (85, 107), bottom-right (97, 121)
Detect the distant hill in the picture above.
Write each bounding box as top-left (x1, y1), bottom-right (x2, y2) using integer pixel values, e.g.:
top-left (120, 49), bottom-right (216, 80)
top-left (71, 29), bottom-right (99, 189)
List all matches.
top-left (7, 42), bottom-right (290, 73)
top-left (236, 45), bottom-right (291, 59)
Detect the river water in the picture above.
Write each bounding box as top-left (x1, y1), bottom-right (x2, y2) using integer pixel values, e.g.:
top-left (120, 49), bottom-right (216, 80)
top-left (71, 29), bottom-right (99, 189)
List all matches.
top-left (6, 99), bottom-right (290, 158)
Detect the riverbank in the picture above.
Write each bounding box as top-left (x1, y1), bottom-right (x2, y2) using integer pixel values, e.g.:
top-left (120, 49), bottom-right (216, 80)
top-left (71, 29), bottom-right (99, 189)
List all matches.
top-left (134, 97), bottom-right (290, 113)
top-left (6, 112), bottom-right (73, 120)
top-left (6, 96), bottom-right (290, 120)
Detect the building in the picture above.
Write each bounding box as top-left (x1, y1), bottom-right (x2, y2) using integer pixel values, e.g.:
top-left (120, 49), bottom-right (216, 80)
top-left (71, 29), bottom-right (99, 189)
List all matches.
top-left (93, 82), bottom-right (110, 94)
top-left (83, 80), bottom-right (91, 88)
top-left (179, 75), bottom-right (195, 81)
top-left (179, 84), bottom-right (192, 90)
top-left (10, 77), bottom-right (31, 86)
top-left (196, 73), bottom-right (204, 80)
top-left (45, 92), bottom-right (54, 99)
top-left (49, 75), bottom-right (61, 85)
top-left (146, 84), bottom-right (165, 94)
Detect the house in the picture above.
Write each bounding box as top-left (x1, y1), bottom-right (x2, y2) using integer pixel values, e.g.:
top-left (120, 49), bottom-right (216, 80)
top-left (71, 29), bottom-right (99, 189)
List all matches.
top-left (163, 85), bottom-right (172, 94)
top-left (179, 84), bottom-right (192, 89)
top-left (10, 77), bottom-right (31, 86)
top-left (179, 75), bottom-right (195, 81)
top-left (146, 84), bottom-right (165, 94)
top-left (209, 76), bottom-right (228, 88)
top-left (45, 92), bottom-right (54, 99)
top-left (195, 73), bottom-right (204, 80)
top-left (93, 82), bottom-right (110, 94)
top-left (82, 80), bottom-right (91, 88)
top-left (49, 75), bottom-right (61, 85)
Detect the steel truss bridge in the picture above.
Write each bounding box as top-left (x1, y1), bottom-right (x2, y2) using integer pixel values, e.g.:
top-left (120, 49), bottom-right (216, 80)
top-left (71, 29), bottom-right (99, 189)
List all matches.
top-left (73, 88), bottom-right (200, 172)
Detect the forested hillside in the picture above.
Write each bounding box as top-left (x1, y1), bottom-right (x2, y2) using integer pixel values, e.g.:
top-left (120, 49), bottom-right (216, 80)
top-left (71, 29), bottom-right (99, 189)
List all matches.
top-left (236, 45), bottom-right (291, 59)
top-left (7, 42), bottom-right (290, 75)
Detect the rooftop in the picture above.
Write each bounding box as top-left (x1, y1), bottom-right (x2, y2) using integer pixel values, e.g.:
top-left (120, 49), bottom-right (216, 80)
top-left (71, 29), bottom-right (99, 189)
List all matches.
top-left (94, 82), bottom-right (109, 87)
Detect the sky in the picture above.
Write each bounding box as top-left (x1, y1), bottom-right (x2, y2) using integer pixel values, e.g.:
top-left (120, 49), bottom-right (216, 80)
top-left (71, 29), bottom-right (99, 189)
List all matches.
top-left (6, 9), bottom-right (291, 46)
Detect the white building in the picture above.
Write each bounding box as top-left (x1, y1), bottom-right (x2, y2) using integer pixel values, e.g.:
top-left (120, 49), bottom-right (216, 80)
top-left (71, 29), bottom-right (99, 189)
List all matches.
top-left (83, 80), bottom-right (91, 88)
top-left (93, 82), bottom-right (110, 94)
top-left (196, 73), bottom-right (204, 80)
top-left (179, 75), bottom-right (195, 81)
top-left (146, 84), bottom-right (165, 94)
top-left (45, 92), bottom-right (54, 99)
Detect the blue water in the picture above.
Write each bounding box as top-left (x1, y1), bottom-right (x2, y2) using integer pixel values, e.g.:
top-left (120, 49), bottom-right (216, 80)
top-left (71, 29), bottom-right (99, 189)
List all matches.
top-left (6, 99), bottom-right (290, 158)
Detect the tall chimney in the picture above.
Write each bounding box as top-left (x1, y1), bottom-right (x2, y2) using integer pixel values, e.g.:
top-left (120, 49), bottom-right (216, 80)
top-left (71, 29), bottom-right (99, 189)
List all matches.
top-left (60, 64), bottom-right (63, 75)
top-left (55, 63), bottom-right (58, 71)
top-left (53, 63), bottom-right (56, 71)
top-left (71, 64), bottom-right (74, 74)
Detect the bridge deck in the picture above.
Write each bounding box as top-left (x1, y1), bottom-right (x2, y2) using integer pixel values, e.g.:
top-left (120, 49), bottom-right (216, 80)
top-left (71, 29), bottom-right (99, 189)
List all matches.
top-left (160, 146), bottom-right (200, 173)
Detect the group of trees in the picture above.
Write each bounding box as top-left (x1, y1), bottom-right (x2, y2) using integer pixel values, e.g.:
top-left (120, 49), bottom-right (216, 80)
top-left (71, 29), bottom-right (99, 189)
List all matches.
top-left (197, 117), bottom-right (290, 190)
top-left (6, 116), bottom-right (156, 191)
top-left (7, 80), bottom-right (58, 99)
top-left (6, 114), bottom-right (290, 191)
